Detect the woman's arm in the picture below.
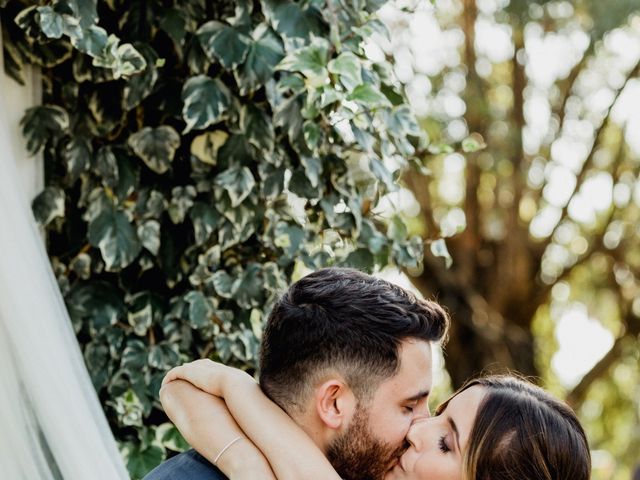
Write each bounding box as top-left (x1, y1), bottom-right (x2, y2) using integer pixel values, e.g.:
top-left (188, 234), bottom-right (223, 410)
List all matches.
top-left (160, 379), bottom-right (275, 480)
top-left (162, 360), bottom-right (341, 480)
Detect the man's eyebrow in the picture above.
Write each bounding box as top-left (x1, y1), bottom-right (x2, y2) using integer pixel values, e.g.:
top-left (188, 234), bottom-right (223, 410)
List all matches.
top-left (405, 389), bottom-right (430, 402)
top-left (448, 417), bottom-right (461, 454)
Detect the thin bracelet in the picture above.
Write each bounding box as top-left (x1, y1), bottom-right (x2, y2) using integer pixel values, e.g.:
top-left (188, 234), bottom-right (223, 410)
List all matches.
top-left (213, 436), bottom-right (244, 466)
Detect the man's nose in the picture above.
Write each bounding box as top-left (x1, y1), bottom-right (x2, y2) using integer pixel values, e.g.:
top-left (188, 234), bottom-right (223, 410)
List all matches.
top-left (412, 407), bottom-right (431, 422)
top-left (406, 417), bottom-right (428, 449)
top-left (411, 413), bottom-right (430, 425)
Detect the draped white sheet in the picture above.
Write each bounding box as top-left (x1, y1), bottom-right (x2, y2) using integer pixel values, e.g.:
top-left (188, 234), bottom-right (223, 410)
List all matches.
top-left (0, 25), bottom-right (129, 480)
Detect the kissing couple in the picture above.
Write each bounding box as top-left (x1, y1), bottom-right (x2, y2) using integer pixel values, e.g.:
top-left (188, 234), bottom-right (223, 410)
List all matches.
top-left (145, 267), bottom-right (590, 480)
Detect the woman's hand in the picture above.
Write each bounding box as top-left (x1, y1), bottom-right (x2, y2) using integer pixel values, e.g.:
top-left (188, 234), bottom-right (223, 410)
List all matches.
top-left (161, 359), bottom-right (254, 397)
top-left (161, 361), bottom-right (342, 480)
top-left (160, 379), bottom-right (276, 480)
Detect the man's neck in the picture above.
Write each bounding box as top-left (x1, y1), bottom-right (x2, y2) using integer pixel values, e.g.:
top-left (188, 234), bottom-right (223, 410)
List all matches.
top-left (289, 410), bottom-right (330, 455)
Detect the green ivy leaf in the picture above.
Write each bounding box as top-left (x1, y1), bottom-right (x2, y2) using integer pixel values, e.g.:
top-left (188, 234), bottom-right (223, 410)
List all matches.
top-left (328, 51), bottom-right (362, 92)
top-left (211, 270), bottom-right (235, 298)
top-left (274, 222), bottom-right (305, 257)
top-left (184, 290), bottom-right (214, 329)
top-left (303, 121), bottom-right (321, 152)
top-left (114, 154), bottom-right (140, 201)
top-left (288, 167), bottom-right (319, 199)
top-left (360, 219), bottom-right (388, 254)
top-left (235, 24), bottom-right (284, 96)
top-left (344, 248), bottom-right (375, 271)
top-left (191, 130), bottom-right (229, 165)
top-left (190, 130), bottom-right (228, 166)
top-left (156, 423), bottom-right (190, 452)
top-left (241, 105), bottom-right (274, 154)
top-left (112, 42), bottom-right (148, 78)
top-left (369, 156), bottom-right (397, 191)
top-left (94, 146), bottom-right (119, 189)
top-left (122, 440), bottom-right (164, 479)
top-left (159, 8), bottom-right (187, 48)
top-left (148, 342), bottom-right (180, 370)
top-left (197, 20), bottom-right (252, 70)
top-left (262, 0), bottom-right (327, 45)
top-left (123, 44), bottom-right (159, 110)
top-left (168, 186), bottom-right (196, 224)
top-left (461, 134), bottom-right (487, 153)
top-left (71, 25), bottom-right (108, 57)
top-left (273, 93), bottom-right (304, 145)
top-left (234, 264), bottom-right (264, 309)
top-left (84, 341), bottom-right (110, 390)
top-left (70, 253), bottom-right (92, 280)
top-left (91, 35), bottom-right (147, 78)
top-left (128, 126), bottom-right (181, 174)
top-left (69, 0), bottom-right (98, 29)
top-left (347, 84), bottom-right (391, 108)
top-left (182, 75), bottom-right (232, 132)
top-left (386, 105), bottom-right (422, 138)
top-left (37, 6), bottom-right (81, 40)
top-left (190, 202), bottom-right (222, 245)
top-left (20, 105), bottom-right (69, 154)
top-left (277, 38), bottom-right (330, 85)
top-left (430, 238), bottom-right (453, 268)
top-left (259, 163), bottom-right (286, 198)
top-left (32, 186), bottom-right (65, 226)
top-left (122, 339), bottom-right (148, 371)
top-left (63, 137), bottom-right (92, 182)
top-left (128, 303), bottom-right (153, 336)
top-left (88, 207), bottom-right (142, 271)
top-left (300, 155), bottom-right (322, 188)
top-left (217, 134), bottom-right (254, 168)
top-left (227, 0), bottom-right (254, 28)
top-left (388, 215), bottom-right (408, 242)
top-left (66, 282), bottom-right (126, 333)
top-left (215, 166), bottom-right (256, 207)
top-left (137, 220), bottom-right (161, 256)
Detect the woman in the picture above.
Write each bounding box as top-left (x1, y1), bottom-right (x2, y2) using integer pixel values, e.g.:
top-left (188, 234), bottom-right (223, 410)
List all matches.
top-left (161, 360), bottom-right (591, 480)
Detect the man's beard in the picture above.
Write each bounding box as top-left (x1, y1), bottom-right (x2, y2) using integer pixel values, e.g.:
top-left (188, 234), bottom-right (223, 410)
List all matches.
top-left (326, 405), bottom-right (407, 480)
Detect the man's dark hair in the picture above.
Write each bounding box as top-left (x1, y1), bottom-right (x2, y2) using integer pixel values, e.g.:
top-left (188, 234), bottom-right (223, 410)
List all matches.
top-left (258, 267), bottom-right (450, 414)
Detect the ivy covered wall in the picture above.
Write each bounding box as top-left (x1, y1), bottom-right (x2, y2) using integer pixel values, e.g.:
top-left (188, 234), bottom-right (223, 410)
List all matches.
top-left (1, 0), bottom-right (440, 476)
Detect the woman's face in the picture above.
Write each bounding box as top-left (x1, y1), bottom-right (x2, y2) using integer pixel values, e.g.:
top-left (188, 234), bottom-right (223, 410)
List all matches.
top-left (385, 385), bottom-right (487, 480)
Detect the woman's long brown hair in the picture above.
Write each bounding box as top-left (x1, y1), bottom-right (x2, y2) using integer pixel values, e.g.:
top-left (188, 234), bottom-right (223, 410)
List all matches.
top-left (438, 375), bottom-right (591, 480)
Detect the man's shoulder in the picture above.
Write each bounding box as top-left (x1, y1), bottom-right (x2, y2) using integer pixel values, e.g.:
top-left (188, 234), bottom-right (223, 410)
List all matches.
top-left (143, 449), bottom-right (228, 480)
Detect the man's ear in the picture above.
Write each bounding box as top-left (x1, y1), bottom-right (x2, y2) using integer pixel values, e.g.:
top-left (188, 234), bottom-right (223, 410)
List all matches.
top-left (314, 378), bottom-right (357, 431)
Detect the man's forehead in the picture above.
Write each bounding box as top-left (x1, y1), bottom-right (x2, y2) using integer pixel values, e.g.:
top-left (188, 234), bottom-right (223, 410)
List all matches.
top-left (397, 339), bottom-right (433, 373)
top-left (376, 340), bottom-right (433, 399)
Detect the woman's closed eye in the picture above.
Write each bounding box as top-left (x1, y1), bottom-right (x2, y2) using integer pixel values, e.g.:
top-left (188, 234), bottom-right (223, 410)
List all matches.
top-left (438, 435), bottom-right (451, 453)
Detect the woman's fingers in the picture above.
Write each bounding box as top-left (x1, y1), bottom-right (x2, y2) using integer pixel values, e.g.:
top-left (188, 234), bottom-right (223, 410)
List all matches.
top-left (161, 365), bottom-right (184, 387)
top-left (161, 359), bottom-right (218, 388)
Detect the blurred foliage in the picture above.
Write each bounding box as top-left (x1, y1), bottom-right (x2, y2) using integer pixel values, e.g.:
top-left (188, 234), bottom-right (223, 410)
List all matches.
top-left (380, 0), bottom-right (640, 477)
top-left (1, 0), bottom-right (436, 476)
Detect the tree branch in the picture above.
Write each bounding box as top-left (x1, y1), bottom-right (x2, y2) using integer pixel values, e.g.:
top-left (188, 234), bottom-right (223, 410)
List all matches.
top-left (555, 55), bottom-right (589, 131)
top-left (565, 333), bottom-right (625, 409)
top-left (530, 134), bottom-right (627, 310)
top-left (535, 59), bottom-right (640, 275)
top-left (565, 269), bottom-right (640, 409)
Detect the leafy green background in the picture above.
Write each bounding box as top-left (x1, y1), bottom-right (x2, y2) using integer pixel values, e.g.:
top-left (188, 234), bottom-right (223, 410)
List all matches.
top-left (5, 0), bottom-right (639, 477)
top-left (1, 0), bottom-right (438, 476)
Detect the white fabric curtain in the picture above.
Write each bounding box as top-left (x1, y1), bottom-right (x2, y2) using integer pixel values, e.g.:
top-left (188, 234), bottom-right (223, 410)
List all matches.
top-left (0, 23), bottom-right (129, 480)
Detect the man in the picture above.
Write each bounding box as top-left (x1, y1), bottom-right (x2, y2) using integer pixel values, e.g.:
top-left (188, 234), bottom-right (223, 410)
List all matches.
top-left (144, 267), bottom-right (449, 480)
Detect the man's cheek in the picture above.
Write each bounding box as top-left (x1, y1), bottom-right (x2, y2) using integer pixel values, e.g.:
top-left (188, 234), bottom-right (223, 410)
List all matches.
top-left (393, 416), bottom-right (413, 447)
